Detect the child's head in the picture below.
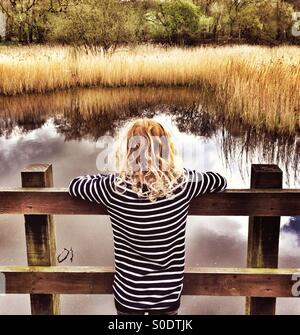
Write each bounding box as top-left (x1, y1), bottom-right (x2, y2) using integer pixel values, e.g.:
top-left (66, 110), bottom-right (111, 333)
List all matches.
top-left (115, 118), bottom-right (185, 201)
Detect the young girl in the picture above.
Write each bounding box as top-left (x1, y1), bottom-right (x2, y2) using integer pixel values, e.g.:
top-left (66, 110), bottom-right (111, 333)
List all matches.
top-left (68, 118), bottom-right (227, 315)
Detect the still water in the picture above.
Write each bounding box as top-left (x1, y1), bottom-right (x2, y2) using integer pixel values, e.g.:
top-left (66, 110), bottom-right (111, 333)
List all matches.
top-left (0, 87), bottom-right (299, 314)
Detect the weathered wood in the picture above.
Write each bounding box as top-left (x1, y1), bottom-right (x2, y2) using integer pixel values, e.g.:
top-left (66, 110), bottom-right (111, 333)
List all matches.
top-left (246, 164), bottom-right (282, 315)
top-left (0, 188), bottom-right (300, 216)
top-left (22, 164), bottom-right (60, 315)
top-left (1, 266), bottom-right (300, 297)
top-left (0, 163), bottom-right (299, 316)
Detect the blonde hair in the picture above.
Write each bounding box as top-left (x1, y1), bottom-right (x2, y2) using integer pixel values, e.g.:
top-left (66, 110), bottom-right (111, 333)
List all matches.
top-left (114, 118), bottom-right (186, 201)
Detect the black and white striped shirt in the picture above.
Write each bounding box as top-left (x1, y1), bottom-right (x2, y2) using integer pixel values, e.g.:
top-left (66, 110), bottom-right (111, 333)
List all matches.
top-left (68, 169), bottom-right (227, 312)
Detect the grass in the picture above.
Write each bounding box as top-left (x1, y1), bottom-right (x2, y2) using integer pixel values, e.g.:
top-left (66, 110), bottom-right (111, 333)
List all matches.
top-left (0, 44), bottom-right (299, 133)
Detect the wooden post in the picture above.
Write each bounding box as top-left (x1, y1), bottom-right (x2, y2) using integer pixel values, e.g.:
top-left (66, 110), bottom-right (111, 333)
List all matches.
top-left (21, 164), bottom-right (60, 315)
top-left (246, 164), bottom-right (282, 315)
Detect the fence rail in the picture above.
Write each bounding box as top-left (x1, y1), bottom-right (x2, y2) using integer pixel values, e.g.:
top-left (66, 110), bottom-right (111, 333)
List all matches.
top-left (1, 188), bottom-right (300, 216)
top-left (1, 266), bottom-right (300, 297)
top-left (0, 163), bottom-right (299, 315)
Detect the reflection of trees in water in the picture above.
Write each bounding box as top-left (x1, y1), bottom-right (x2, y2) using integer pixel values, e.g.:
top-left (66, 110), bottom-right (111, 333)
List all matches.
top-left (167, 103), bottom-right (299, 184)
top-left (54, 101), bottom-right (155, 141)
top-left (1, 115), bottom-right (45, 138)
top-left (171, 103), bottom-right (219, 137)
top-left (0, 117), bottom-right (48, 137)
top-left (220, 123), bottom-right (299, 185)
top-left (0, 87), bottom-right (298, 182)
top-left (0, 87), bottom-right (200, 137)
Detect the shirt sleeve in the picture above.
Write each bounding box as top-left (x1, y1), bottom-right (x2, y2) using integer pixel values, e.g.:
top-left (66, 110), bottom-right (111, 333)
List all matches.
top-left (68, 173), bottom-right (110, 205)
top-left (188, 170), bottom-right (227, 199)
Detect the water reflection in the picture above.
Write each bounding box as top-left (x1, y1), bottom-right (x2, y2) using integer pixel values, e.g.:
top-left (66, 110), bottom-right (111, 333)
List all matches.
top-left (0, 87), bottom-right (299, 315)
top-left (0, 87), bottom-right (299, 184)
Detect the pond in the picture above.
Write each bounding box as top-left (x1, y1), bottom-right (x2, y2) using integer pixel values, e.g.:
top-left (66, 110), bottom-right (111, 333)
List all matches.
top-left (0, 87), bottom-right (299, 314)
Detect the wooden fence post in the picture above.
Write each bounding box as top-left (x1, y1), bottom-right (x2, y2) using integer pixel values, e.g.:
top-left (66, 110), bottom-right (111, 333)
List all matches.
top-left (21, 164), bottom-right (60, 315)
top-left (245, 164), bottom-right (283, 315)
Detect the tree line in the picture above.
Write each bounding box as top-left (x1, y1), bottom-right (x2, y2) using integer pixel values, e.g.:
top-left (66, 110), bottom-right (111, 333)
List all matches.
top-left (0, 0), bottom-right (300, 48)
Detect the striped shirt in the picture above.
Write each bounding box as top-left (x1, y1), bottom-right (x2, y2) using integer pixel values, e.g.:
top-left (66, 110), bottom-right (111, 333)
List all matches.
top-left (68, 169), bottom-right (227, 312)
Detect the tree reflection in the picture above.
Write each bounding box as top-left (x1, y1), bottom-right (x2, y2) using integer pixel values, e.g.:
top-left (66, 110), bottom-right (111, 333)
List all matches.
top-left (0, 87), bottom-right (298, 183)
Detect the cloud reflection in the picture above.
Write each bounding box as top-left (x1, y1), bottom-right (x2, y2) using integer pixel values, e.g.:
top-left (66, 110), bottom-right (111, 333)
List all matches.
top-left (0, 89), bottom-right (299, 314)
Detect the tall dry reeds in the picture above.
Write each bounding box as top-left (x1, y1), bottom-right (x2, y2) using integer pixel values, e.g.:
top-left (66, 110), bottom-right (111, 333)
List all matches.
top-left (0, 44), bottom-right (299, 133)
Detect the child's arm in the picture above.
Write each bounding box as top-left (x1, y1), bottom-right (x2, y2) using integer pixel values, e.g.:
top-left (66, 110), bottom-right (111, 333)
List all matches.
top-left (189, 171), bottom-right (227, 198)
top-left (68, 173), bottom-right (109, 205)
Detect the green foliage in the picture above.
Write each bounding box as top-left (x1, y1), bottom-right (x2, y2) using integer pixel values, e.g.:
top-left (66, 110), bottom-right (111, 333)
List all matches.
top-left (0, 0), bottom-right (299, 46)
top-left (0, 0), bottom-right (72, 43)
top-left (193, 0), bottom-right (296, 43)
top-left (47, 0), bottom-right (140, 51)
top-left (146, 0), bottom-right (203, 44)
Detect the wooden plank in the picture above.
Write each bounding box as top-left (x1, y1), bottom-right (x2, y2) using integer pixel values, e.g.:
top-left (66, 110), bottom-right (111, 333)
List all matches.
top-left (22, 164), bottom-right (60, 315)
top-left (1, 266), bottom-right (300, 297)
top-left (246, 164), bottom-right (282, 315)
top-left (0, 188), bottom-right (300, 216)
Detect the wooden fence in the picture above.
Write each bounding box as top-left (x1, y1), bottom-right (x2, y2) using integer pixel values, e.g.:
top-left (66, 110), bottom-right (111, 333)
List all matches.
top-left (0, 163), bottom-right (299, 315)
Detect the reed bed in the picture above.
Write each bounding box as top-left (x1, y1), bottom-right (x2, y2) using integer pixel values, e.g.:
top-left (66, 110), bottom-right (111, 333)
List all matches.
top-left (0, 44), bottom-right (299, 133)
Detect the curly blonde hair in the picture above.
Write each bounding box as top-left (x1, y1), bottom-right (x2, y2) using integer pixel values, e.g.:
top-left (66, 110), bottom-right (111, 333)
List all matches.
top-left (114, 118), bottom-right (186, 202)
